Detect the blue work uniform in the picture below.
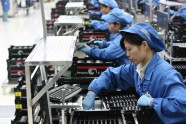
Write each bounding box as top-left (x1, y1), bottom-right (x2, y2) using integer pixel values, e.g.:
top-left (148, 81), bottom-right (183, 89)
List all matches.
top-left (1, 0), bottom-right (10, 11)
top-left (89, 33), bottom-right (130, 65)
top-left (91, 20), bottom-right (119, 41)
top-left (88, 8), bottom-right (133, 63)
top-left (88, 53), bottom-right (186, 124)
top-left (91, 0), bottom-right (119, 40)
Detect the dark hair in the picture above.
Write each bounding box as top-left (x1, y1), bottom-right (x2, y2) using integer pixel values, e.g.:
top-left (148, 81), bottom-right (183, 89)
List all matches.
top-left (99, 3), bottom-right (109, 8)
top-left (112, 22), bottom-right (126, 30)
top-left (120, 32), bottom-right (144, 50)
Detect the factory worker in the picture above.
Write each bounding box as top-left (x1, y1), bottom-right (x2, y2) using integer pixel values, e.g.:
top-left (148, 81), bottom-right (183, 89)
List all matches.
top-left (89, 0), bottom-right (118, 29)
top-left (88, 0), bottom-right (102, 17)
top-left (82, 23), bottom-right (186, 124)
top-left (89, 0), bottom-right (119, 40)
top-left (78, 8), bottom-right (133, 65)
top-left (1, 0), bottom-right (10, 22)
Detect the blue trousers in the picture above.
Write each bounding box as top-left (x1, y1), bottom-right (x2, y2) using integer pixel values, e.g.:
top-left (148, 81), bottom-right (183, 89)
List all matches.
top-left (3, 11), bottom-right (8, 21)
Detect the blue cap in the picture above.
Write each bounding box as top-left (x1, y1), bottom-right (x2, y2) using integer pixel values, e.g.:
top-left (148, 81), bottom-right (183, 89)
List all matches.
top-left (101, 8), bottom-right (133, 25)
top-left (120, 23), bottom-right (165, 52)
top-left (98, 0), bottom-right (119, 9)
top-left (89, 0), bottom-right (99, 8)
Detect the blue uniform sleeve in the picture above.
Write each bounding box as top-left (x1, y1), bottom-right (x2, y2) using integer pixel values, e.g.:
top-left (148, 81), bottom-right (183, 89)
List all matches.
top-left (152, 71), bottom-right (186, 123)
top-left (90, 41), bottom-right (125, 61)
top-left (88, 64), bottom-right (135, 94)
top-left (92, 20), bottom-right (108, 30)
top-left (109, 32), bottom-right (119, 41)
top-left (102, 41), bottom-right (110, 48)
top-left (89, 35), bottom-right (125, 61)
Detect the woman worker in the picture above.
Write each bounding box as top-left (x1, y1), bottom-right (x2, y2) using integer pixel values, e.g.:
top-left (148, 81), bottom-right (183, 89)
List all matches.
top-left (78, 8), bottom-right (133, 65)
top-left (82, 23), bottom-right (186, 124)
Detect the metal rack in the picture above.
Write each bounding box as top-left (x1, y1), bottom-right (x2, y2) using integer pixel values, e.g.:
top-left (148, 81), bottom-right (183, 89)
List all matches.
top-left (157, 0), bottom-right (186, 80)
top-left (65, 2), bottom-right (86, 15)
top-left (25, 36), bottom-right (77, 124)
top-left (124, 0), bottom-right (136, 22)
top-left (144, 0), bottom-right (155, 23)
top-left (156, 1), bottom-right (184, 34)
top-left (54, 15), bottom-right (84, 36)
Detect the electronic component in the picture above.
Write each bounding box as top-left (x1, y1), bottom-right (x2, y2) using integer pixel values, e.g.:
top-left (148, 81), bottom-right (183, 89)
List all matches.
top-left (8, 45), bottom-right (35, 59)
top-left (100, 89), bottom-right (140, 112)
top-left (79, 29), bottom-right (109, 42)
top-left (70, 110), bottom-right (140, 124)
top-left (166, 42), bottom-right (186, 58)
top-left (49, 84), bottom-right (82, 103)
top-left (71, 57), bottom-right (119, 77)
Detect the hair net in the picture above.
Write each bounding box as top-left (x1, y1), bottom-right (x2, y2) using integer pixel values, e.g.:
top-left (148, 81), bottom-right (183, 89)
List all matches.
top-left (98, 0), bottom-right (119, 9)
top-left (120, 22), bottom-right (165, 52)
top-left (101, 8), bottom-right (133, 25)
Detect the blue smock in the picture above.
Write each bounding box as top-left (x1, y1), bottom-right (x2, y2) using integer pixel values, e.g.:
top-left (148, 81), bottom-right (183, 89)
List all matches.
top-left (1, 0), bottom-right (10, 11)
top-left (88, 53), bottom-right (186, 124)
top-left (91, 20), bottom-right (117, 40)
top-left (89, 34), bottom-right (130, 65)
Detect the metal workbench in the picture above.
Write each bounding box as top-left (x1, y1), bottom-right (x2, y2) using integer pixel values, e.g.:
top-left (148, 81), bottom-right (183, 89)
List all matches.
top-left (54, 15), bottom-right (84, 36)
top-left (25, 36), bottom-right (77, 124)
top-left (65, 2), bottom-right (86, 15)
top-left (159, 0), bottom-right (183, 10)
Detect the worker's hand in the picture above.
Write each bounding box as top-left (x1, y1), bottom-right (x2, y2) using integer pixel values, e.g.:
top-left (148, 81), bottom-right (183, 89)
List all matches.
top-left (85, 11), bottom-right (91, 15)
top-left (80, 9), bottom-right (90, 15)
top-left (82, 92), bottom-right (96, 110)
top-left (93, 41), bottom-right (104, 48)
top-left (137, 95), bottom-right (154, 107)
top-left (77, 43), bottom-right (91, 55)
top-left (89, 20), bottom-right (99, 26)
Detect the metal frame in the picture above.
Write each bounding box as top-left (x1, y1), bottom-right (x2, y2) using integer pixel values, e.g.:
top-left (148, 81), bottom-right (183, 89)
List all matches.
top-left (54, 15), bottom-right (84, 36)
top-left (25, 36), bottom-right (77, 124)
top-left (65, 2), bottom-right (86, 15)
top-left (40, 0), bottom-right (47, 40)
top-left (144, 0), bottom-right (153, 23)
top-left (158, 0), bottom-right (185, 64)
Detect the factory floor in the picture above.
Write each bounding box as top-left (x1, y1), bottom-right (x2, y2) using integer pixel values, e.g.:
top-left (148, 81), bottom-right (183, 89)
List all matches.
top-left (0, 2), bottom-right (146, 123)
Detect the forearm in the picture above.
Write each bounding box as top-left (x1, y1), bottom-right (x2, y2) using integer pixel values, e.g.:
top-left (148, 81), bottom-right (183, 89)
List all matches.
top-left (152, 72), bottom-right (186, 123)
top-left (88, 65), bottom-right (135, 94)
top-left (90, 45), bottom-right (124, 60)
top-left (153, 97), bottom-right (186, 123)
top-left (90, 48), bottom-right (111, 60)
top-left (93, 21), bottom-right (108, 30)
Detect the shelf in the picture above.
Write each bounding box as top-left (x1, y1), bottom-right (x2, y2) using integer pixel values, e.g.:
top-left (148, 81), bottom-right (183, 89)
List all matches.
top-left (25, 36), bottom-right (77, 66)
top-left (54, 16), bottom-right (84, 35)
top-left (25, 36), bottom-right (77, 124)
top-left (54, 15), bottom-right (85, 26)
top-left (65, 2), bottom-right (86, 9)
top-left (159, 0), bottom-right (184, 6)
